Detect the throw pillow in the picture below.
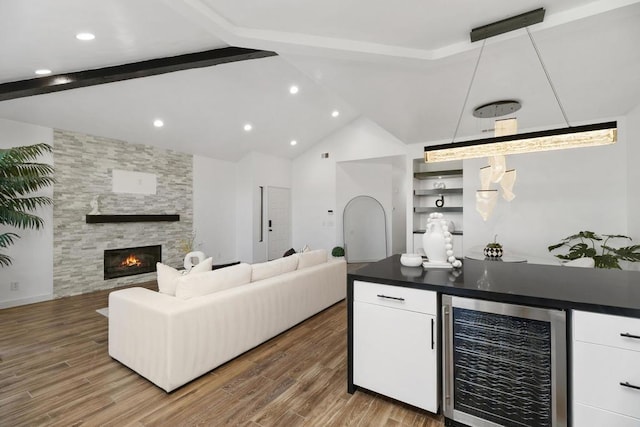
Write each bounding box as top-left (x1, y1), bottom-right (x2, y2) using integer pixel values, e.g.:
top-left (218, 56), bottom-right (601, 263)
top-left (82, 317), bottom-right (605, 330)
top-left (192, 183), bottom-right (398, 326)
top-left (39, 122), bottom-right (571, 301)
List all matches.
top-left (283, 248), bottom-right (296, 257)
top-left (251, 254), bottom-right (299, 282)
top-left (156, 262), bottom-right (182, 296)
top-left (298, 249), bottom-right (328, 269)
top-left (175, 262), bottom-right (252, 299)
top-left (156, 257), bottom-right (213, 296)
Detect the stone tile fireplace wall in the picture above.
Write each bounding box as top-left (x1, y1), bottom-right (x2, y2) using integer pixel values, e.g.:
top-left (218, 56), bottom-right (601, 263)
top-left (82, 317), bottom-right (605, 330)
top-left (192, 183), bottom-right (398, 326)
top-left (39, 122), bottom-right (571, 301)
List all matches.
top-left (53, 130), bottom-right (192, 297)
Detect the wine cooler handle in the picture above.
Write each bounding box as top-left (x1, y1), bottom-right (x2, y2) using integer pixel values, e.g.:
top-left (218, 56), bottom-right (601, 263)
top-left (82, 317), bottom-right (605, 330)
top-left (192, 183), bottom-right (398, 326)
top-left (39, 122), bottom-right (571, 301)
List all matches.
top-left (442, 303), bottom-right (453, 417)
top-left (620, 381), bottom-right (640, 391)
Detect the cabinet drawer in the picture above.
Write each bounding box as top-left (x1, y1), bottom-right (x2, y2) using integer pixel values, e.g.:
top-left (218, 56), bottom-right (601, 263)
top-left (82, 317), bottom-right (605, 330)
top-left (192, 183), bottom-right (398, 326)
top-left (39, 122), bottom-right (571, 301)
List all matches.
top-left (574, 310), bottom-right (640, 352)
top-left (573, 403), bottom-right (640, 427)
top-left (573, 340), bottom-right (640, 419)
top-left (354, 281), bottom-right (436, 315)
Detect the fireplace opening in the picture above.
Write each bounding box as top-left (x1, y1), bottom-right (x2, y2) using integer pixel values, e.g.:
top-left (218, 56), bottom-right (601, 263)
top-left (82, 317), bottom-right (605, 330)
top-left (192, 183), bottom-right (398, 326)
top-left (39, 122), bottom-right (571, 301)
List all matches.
top-left (104, 245), bottom-right (161, 280)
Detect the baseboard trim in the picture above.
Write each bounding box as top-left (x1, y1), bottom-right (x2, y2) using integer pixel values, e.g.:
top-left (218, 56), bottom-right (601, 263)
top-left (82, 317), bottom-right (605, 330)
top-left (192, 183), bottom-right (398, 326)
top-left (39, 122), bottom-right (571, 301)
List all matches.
top-left (0, 293), bottom-right (54, 309)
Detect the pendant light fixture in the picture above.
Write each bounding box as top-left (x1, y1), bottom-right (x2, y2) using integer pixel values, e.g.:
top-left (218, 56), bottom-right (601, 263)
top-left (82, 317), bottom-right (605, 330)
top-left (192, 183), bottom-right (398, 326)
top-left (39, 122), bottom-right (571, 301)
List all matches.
top-left (424, 8), bottom-right (618, 163)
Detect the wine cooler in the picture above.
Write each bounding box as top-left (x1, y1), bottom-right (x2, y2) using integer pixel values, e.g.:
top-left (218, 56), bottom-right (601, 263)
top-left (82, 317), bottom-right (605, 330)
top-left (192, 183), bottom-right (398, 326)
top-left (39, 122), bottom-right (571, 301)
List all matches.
top-left (442, 296), bottom-right (567, 427)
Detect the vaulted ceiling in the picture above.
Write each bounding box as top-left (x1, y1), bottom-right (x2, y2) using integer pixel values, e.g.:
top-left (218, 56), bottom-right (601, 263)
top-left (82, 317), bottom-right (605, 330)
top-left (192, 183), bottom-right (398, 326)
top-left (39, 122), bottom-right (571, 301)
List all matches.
top-left (1, 0), bottom-right (639, 161)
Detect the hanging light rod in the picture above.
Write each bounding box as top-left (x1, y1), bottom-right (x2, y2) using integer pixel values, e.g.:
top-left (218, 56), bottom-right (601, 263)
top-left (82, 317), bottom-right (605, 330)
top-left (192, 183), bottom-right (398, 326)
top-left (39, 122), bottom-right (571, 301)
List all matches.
top-left (470, 8), bottom-right (546, 42)
top-left (424, 121), bottom-right (617, 163)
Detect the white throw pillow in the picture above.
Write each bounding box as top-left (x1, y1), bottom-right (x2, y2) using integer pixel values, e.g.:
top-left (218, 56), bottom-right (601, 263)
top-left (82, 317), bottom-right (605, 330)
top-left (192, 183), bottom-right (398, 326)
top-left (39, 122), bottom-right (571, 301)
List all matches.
top-left (156, 257), bottom-right (212, 296)
top-left (251, 254), bottom-right (299, 282)
top-left (175, 262), bottom-right (252, 299)
top-left (297, 249), bottom-right (328, 269)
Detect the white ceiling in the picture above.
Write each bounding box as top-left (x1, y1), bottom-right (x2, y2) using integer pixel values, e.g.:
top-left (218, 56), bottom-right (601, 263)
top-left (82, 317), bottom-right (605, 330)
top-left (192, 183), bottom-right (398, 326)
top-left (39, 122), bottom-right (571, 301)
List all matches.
top-left (1, 0), bottom-right (639, 160)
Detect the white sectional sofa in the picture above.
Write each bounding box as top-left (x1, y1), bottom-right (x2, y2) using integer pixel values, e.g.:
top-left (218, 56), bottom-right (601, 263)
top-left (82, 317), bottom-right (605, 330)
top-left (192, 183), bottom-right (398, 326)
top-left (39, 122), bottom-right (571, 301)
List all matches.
top-left (108, 249), bottom-right (346, 392)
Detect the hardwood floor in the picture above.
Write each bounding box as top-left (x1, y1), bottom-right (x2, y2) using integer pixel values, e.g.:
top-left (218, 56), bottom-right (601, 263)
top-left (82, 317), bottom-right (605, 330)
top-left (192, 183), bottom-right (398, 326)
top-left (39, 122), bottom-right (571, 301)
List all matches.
top-left (0, 282), bottom-right (444, 426)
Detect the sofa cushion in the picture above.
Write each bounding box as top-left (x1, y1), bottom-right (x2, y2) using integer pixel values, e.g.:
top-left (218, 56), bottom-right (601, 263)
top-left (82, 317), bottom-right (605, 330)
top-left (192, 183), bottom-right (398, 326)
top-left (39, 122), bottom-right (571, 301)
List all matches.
top-left (175, 262), bottom-right (252, 299)
top-left (251, 254), bottom-right (299, 282)
top-left (157, 257), bottom-right (212, 296)
top-left (297, 249), bottom-right (327, 269)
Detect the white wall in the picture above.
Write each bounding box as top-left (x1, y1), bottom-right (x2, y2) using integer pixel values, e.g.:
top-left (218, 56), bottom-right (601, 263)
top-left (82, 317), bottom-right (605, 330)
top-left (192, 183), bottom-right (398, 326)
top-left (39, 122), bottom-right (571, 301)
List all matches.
top-left (336, 161), bottom-right (393, 258)
top-left (627, 104), bottom-right (640, 270)
top-left (236, 151), bottom-right (292, 263)
top-left (0, 119), bottom-right (54, 308)
top-left (462, 119), bottom-right (627, 265)
top-left (408, 117), bottom-right (631, 266)
top-left (292, 117), bottom-right (408, 252)
top-left (391, 158), bottom-right (408, 254)
top-left (193, 155), bottom-right (237, 264)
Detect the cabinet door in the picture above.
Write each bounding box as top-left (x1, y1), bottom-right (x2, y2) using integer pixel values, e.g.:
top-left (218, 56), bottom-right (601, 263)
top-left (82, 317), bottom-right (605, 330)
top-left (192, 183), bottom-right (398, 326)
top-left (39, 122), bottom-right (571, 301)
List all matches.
top-left (573, 340), bottom-right (640, 419)
top-left (353, 300), bottom-right (437, 412)
top-left (574, 403), bottom-right (640, 427)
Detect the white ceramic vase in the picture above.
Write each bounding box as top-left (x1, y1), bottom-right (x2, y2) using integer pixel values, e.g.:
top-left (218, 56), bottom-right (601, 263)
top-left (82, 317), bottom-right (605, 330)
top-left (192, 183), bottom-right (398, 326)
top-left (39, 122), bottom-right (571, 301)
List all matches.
top-left (423, 220), bottom-right (447, 263)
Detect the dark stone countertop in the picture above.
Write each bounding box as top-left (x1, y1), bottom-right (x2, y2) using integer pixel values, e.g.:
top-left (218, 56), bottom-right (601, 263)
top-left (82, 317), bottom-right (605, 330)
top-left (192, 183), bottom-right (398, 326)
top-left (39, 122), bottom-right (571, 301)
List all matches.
top-left (348, 254), bottom-right (640, 317)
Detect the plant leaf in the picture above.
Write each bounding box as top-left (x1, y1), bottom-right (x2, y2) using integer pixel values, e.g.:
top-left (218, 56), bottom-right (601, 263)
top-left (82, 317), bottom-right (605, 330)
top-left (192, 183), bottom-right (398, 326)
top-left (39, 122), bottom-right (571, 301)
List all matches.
top-left (594, 254), bottom-right (621, 269)
top-left (610, 245), bottom-right (640, 262)
top-left (0, 232), bottom-right (19, 248)
top-left (566, 243), bottom-right (596, 259)
top-left (547, 242), bottom-right (566, 252)
top-left (0, 253), bottom-right (12, 267)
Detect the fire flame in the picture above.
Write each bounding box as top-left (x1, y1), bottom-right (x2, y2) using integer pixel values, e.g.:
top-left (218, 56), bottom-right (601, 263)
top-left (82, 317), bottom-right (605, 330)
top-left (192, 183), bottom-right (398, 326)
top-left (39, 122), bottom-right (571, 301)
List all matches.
top-left (121, 254), bottom-right (142, 267)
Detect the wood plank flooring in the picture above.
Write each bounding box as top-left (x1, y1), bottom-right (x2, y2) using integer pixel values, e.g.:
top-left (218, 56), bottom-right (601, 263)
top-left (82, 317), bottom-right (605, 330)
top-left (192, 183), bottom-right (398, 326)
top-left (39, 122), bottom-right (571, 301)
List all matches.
top-left (0, 282), bottom-right (444, 426)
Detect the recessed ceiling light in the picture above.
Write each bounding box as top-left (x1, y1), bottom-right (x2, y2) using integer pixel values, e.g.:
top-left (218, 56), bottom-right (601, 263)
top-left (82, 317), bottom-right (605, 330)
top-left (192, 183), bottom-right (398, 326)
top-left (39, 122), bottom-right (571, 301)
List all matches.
top-left (243, 123), bottom-right (253, 132)
top-left (290, 140), bottom-right (298, 146)
top-left (153, 119), bottom-right (164, 128)
top-left (35, 69), bottom-right (51, 76)
top-left (289, 85), bottom-right (299, 95)
top-left (331, 110), bottom-right (340, 118)
top-left (76, 32), bottom-right (95, 41)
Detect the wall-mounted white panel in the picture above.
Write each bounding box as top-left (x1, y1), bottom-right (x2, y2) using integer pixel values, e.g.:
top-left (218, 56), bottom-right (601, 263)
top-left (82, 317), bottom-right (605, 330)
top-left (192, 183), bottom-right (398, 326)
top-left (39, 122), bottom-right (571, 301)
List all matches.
top-left (112, 169), bottom-right (157, 194)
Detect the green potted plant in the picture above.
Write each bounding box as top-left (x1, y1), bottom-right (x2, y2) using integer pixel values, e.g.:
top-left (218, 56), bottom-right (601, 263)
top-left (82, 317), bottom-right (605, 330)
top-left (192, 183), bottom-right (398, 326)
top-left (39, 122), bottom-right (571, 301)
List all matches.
top-left (484, 235), bottom-right (503, 258)
top-left (331, 246), bottom-right (345, 258)
top-left (0, 143), bottom-right (55, 267)
top-left (548, 231), bottom-right (640, 269)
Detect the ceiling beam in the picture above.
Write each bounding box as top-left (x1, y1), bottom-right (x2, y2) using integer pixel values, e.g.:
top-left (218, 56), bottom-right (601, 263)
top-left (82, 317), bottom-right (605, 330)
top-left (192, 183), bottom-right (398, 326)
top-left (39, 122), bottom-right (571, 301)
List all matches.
top-left (0, 47), bottom-right (278, 102)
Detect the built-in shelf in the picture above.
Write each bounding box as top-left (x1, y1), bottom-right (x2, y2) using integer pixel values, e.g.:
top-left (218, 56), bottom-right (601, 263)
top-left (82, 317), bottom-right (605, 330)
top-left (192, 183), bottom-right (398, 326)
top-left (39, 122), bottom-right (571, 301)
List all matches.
top-left (413, 229), bottom-right (463, 235)
top-left (86, 214), bottom-right (180, 224)
top-left (414, 169), bottom-right (463, 180)
top-left (414, 207), bottom-right (463, 213)
top-left (414, 188), bottom-right (463, 196)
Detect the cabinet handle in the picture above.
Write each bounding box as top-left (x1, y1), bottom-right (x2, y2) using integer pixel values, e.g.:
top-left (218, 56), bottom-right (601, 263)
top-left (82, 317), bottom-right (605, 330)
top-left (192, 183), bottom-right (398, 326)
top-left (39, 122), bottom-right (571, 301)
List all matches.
top-left (620, 381), bottom-right (640, 391)
top-left (620, 332), bottom-right (640, 340)
top-left (431, 318), bottom-right (435, 349)
top-left (376, 294), bottom-right (405, 302)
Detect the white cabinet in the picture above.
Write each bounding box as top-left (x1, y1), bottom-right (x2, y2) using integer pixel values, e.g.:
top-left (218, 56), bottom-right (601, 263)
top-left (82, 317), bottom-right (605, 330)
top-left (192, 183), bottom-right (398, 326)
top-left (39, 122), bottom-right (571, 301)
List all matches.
top-left (353, 280), bottom-right (438, 412)
top-left (572, 310), bottom-right (640, 426)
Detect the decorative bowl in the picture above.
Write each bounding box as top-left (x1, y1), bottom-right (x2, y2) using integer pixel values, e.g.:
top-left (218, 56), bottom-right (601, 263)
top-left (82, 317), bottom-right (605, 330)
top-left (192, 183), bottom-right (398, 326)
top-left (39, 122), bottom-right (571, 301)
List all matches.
top-left (400, 253), bottom-right (423, 267)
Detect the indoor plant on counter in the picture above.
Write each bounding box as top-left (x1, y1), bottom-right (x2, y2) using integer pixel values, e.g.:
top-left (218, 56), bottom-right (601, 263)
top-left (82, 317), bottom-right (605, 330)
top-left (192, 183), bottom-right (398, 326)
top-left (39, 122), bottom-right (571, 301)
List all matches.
top-left (548, 231), bottom-right (640, 269)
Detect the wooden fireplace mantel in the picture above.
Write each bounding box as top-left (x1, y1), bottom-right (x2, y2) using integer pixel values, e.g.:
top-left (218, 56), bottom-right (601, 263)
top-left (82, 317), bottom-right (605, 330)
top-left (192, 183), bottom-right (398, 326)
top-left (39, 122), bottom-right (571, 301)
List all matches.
top-left (85, 214), bottom-right (180, 223)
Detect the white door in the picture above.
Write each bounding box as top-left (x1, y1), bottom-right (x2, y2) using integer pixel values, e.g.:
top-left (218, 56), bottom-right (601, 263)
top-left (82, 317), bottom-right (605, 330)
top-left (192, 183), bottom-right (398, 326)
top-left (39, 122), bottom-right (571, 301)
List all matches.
top-left (267, 187), bottom-right (291, 260)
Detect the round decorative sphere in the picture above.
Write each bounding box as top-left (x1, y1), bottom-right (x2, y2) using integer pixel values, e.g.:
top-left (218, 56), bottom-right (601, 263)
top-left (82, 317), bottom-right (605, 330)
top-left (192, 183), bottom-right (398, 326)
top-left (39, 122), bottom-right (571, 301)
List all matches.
top-left (484, 246), bottom-right (504, 258)
top-left (445, 243), bottom-right (453, 250)
top-left (400, 253), bottom-right (423, 267)
top-left (445, 237), bottom-right (452, 243)
top-left (448, 256), bottom-right (456, 263)
top-left (452, 260), bottom-right (462, 268)
top-left (446, 250), bottom-right (454, 257)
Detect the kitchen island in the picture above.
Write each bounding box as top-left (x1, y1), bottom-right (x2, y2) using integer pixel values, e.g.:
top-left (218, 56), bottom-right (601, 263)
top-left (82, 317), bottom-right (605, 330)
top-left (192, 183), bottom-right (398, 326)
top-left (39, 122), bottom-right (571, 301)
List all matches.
top-left (347, 255), bottom-right (640, 427)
